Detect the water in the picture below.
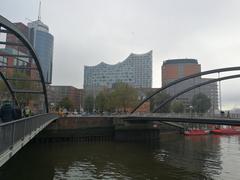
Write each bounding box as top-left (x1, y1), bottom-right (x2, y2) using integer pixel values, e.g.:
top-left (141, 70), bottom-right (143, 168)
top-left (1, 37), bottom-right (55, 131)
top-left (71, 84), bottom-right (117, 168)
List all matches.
top-left (1, 134), bottom-right (240, 180)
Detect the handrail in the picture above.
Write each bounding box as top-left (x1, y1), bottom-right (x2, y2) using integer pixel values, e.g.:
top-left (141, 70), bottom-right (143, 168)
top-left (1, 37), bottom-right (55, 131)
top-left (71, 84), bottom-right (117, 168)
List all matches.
top-left (0, 113), bottom-right (58, 159)
top-left (0, 113), bottom-right (50, 127)
top-left (128, 112), bottom-right (240, 119)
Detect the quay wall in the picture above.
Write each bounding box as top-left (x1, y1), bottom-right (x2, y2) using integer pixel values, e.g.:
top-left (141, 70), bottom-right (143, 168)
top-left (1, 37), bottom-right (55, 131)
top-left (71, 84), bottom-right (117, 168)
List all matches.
top-left (35, 116), bottom-right (181, 142)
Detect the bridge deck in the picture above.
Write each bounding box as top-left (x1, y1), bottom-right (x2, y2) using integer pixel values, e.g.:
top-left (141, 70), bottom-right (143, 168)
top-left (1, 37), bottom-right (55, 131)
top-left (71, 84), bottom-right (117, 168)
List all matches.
top-left (0, 114), bottom-right (58, 167)
top-left (120, 113), bottom-right (240, 125)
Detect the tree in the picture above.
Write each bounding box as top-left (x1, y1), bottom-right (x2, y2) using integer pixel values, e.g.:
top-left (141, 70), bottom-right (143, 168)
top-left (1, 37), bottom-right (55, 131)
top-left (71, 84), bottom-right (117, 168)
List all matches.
top-left (95, 90), bottom-right (108, 113)
top-left (150, 92), bottom-right (171, 113)
top-left (0, 80), bottom-right (7, 91)
top-left (171, 100), bottom-right (184, 113)
top-left (111, 82), bottom-right (138, 112)
top-left (1, 71), bottom-right (35, 106)
top-left (105, 91), bottom-right (116, 112)
top-left (86, 83), bottom-right (139, 113)
top-left (12, 71), bottom-right (30, 89)
top-left (57, 97), bottom-right (73, 111)
top-left (84, 95), bottom-right (94, 113)
top-left (191, 93), bottom-right (211, 113)
top-left (12, 71), bottom-right (37, 106)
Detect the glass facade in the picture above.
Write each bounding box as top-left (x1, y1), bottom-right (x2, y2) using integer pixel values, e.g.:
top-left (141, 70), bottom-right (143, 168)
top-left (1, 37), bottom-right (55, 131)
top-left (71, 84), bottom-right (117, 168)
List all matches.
top-left (34, 30), bottom-right (53, 84)
top-left (28, 20), bottom-right (54, 84)
top-left (84, 51), bottom-right (152, 93)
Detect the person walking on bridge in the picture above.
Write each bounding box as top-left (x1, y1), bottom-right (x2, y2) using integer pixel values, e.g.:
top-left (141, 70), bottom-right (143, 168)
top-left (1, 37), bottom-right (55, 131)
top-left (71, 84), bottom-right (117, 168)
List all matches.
top-left (23, 106), bottom-right (31, 117)
top-left (0, 101), bottom-right (15, 122)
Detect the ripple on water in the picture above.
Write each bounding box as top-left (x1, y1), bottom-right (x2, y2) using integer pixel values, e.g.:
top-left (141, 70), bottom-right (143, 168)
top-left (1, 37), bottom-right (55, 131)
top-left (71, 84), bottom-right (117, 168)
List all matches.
top-left (54, 161), bottom-right (131, 180)
top-left (1, 134), bottom-right (240, 180)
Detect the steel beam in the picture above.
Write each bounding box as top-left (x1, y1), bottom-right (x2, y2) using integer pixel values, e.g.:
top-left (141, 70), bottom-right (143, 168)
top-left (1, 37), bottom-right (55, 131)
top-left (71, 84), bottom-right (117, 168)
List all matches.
top-left (0, 41), bottom-right (24, 46)
top-left (0, 71), bottom-right (18, 106)
top-left (0, 65), bottom-right (37, 70)
top-left (153, 74), bottom-right (240, 112)
top-left (0, 29), bottom-right (11, 33)
top-left (6, 78), bottom-right (41, 82)
top-left (13, 90), bottom-right (44, 94)
top-left (0, 54), bottom-right (32, 58)
top-left (131, 66), bottom-right (240, 113)
top-left (0, 15), bottom-right (49, 112)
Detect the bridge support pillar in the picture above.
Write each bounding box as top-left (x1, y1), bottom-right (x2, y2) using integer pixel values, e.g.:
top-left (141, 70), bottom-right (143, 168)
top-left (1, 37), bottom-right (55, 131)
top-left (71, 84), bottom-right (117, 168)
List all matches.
top-left (113, 118), bottom-right (182, 142)
top-left (113, 118), bottom-right (161, 142)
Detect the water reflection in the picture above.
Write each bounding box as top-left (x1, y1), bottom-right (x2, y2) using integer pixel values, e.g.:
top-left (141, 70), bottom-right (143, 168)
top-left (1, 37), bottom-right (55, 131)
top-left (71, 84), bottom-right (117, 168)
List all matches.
top-left (0, 134), bottom-right (240, 179)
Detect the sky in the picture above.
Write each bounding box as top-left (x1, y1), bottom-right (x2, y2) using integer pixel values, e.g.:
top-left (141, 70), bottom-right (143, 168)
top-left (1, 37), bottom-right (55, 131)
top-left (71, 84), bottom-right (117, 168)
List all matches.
top-left (1, 0), bottom-right (240, 109)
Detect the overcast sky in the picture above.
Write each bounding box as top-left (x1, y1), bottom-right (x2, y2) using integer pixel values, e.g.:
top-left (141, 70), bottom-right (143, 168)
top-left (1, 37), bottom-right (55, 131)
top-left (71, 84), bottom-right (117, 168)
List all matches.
top-left (1, 0), bottom-right (240, 109)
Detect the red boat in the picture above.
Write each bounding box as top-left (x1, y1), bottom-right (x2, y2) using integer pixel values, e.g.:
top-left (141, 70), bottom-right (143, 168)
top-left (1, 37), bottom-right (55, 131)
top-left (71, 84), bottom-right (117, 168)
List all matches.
top-left (211, 128), bottom-right (240, 135)
top-left (184, 129), bottom-right (209, 136)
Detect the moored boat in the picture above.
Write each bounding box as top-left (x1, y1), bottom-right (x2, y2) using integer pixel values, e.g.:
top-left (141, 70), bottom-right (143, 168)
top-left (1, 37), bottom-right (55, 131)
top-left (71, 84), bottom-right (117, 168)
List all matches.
top-left (211, 128), bottom-right (240, 135)
top-left (184, 129), bottom-right (209, 136)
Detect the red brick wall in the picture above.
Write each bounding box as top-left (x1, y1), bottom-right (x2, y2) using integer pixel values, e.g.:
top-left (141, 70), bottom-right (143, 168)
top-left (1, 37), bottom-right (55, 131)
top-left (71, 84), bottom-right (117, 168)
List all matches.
top-left (162, 64), bottom-right (178, 85)
top-left (184, 64), bottom-right (201, 76)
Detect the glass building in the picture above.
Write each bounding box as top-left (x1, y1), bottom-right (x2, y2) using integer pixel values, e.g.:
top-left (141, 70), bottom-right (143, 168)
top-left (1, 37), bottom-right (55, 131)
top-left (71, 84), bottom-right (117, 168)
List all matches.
top-left (84, 51), bottom-right (152, 94)
top-left (28, 20), bottom-right (54, 84)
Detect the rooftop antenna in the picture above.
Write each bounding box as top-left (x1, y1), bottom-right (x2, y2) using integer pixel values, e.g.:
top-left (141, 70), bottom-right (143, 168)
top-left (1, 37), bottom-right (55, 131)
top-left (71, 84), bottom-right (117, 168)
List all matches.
top-left (38, 1), bottom-right (41, 21)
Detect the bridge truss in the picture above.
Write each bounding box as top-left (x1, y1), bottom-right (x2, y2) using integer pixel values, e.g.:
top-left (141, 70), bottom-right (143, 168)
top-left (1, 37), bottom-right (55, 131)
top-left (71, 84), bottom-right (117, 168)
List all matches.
top-left (132, 67), bottom-right (240, 114)
top-left (0, 15), bottom-right (48, 113)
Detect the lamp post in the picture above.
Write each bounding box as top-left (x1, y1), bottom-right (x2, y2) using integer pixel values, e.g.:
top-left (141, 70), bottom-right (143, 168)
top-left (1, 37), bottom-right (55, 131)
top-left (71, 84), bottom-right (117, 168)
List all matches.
top-left (189, 105), bottom-right (193, 118)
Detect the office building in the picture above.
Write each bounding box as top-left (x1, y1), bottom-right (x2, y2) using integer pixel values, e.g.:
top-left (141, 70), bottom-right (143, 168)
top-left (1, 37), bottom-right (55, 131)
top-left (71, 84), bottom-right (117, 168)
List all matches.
top-left (162, 59), bottom-right (218, 113)
top-left (162, 59), bottom-right (201, 86)
top-left (28, 20), bottom-right (54, 84)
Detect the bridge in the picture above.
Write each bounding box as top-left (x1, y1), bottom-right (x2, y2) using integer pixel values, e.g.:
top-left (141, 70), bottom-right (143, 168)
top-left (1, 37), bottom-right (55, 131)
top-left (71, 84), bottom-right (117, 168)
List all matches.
top-left (119, 113), bottom-right (240, 126)
top-left (0, 15), bottom-right (58, 167)
top-left (1, 14), bottom-right (240, 168)
top-left (0, 113), bottom-right (58, 167)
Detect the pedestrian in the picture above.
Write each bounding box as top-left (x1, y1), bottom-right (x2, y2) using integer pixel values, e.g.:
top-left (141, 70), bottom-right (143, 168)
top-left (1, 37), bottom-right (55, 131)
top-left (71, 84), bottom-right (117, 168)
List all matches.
top-left (24, 106), bottom-right (31, 117)
top-left (227, 111), bottom-right (230, 118)
top-left (0, 101), bottom-right (15, 122)
top-left (220, 111), bottom-right (225, 117)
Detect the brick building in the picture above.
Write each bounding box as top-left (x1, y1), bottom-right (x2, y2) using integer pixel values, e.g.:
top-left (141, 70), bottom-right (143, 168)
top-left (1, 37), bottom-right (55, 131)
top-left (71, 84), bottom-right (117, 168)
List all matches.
top-left (6, 22), bottom-right (29, 54)
top-left (162, 59), bottom-right (218, 113)
top-left (47, 85), bottom-right (84, 111)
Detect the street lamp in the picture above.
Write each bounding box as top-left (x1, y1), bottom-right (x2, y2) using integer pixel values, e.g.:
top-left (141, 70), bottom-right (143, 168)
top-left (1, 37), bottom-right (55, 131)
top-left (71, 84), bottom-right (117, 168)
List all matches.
top-left (189, 105), bottom-right (193, 118)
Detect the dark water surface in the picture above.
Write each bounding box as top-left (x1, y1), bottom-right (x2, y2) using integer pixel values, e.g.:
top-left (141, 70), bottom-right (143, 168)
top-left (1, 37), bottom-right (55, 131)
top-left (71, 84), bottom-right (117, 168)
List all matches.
top-left (1, 134), bottom-right (240, 180)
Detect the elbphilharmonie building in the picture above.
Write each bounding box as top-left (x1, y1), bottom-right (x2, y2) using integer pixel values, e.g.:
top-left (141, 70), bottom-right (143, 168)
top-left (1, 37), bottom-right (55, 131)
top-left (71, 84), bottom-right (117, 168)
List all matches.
top-left (84, 51), bottom-right (152, 93)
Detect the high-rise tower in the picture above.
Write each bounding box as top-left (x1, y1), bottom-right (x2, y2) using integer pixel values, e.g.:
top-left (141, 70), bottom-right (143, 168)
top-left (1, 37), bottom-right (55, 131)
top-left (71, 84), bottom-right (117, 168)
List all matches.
top-left (27, 2), bottom-right (54, 84)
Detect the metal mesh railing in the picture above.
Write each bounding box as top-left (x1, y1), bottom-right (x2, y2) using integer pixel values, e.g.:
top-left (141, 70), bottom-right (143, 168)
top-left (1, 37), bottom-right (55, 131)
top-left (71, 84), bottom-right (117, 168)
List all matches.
top-left (129, 113), bottom-right (240, 119)
top-left (0, 113), bottom-right (58, 154)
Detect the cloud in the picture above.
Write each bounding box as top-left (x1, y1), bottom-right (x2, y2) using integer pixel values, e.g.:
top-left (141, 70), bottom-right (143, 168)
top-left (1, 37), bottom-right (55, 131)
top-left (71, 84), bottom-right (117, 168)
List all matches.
top-left (1, 0), bottom-right (240, 108)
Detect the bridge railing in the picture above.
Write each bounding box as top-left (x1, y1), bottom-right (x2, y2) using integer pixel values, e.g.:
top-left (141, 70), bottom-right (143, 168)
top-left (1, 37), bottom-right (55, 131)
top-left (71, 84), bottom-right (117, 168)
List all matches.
top-left (130, 112), bottom-right (240, 119)
top-left (0, 113), bottom-right (58, 155)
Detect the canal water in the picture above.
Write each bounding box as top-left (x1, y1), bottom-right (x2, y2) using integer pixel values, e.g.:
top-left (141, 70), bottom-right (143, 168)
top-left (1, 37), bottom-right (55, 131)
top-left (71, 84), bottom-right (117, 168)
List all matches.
top-left (0, 134), bottom-right (240, 180)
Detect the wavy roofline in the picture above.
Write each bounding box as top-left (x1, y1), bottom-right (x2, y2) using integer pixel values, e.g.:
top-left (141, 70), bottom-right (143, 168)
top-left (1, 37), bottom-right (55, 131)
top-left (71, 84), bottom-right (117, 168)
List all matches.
top-left (85, 50), bottom-right (152, 68)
